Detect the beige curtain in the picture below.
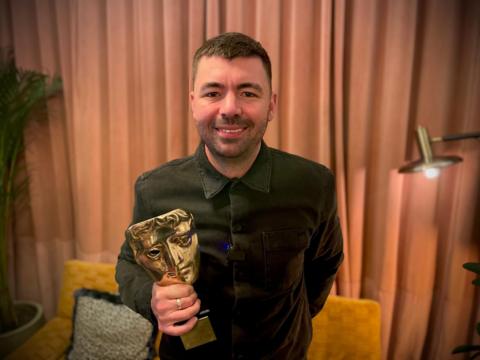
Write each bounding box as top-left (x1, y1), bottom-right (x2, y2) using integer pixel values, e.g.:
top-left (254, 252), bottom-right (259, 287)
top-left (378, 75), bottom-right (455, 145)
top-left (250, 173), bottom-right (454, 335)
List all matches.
top-left (2, 0), bottom-right (479, 359)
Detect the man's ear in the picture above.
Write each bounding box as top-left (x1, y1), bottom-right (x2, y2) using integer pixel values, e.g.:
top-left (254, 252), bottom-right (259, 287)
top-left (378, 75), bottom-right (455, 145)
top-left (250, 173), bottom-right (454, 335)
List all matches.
top-left (268, 92), bottom-right (277, 122)
top-left (189, 91), bottom-right (195, 112)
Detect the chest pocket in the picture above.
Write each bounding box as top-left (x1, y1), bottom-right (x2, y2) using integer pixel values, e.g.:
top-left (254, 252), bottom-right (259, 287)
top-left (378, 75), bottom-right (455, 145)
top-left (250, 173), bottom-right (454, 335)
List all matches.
top-left (262, 229), bottom-right (309, 291)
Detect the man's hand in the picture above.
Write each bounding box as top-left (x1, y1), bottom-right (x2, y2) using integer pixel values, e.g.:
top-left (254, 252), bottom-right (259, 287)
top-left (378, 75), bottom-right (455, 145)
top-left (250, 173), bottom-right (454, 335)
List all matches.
top-left (151, 281), bottom-right (201, 336)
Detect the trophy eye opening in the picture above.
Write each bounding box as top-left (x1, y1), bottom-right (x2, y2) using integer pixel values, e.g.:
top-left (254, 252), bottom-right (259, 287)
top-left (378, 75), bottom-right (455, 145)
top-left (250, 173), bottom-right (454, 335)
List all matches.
top-left (147, 248), bottom-right (162, 259)
top-left (171, 233), bottom-right (193, 248)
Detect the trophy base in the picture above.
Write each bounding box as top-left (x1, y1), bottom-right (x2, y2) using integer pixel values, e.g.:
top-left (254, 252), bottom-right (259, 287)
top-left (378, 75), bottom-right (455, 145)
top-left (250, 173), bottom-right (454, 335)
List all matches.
top-left (180, 314), bottom-right (216, 350)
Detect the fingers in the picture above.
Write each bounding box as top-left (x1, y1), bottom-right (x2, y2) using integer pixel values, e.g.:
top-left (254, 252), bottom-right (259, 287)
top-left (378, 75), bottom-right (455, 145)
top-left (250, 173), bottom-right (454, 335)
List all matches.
top-left (151, 283), bottom-right (196, 314)
top-left (158, 298), bottom-right (201, 329)
top-left (173, 290), bottom-right (198, 310)
top-left (159, 316), bottom-right (198, 336)
top-left (151, 283), bottom-right (201, 336)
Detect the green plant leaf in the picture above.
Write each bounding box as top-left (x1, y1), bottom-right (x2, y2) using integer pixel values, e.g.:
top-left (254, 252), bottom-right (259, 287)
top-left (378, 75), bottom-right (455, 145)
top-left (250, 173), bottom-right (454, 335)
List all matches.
top-left (463, 263), bottom-right (480, 275)
top-left (452, 345), bottom-right (480, 354)
top-left (473, 278), bottom-right (480, 287)
top-left (453, 345), bottom-right (480, 354)
top-left (477, 322), bottom-right (480, 336)
top-left (0, 47), bottom-right (62, 332)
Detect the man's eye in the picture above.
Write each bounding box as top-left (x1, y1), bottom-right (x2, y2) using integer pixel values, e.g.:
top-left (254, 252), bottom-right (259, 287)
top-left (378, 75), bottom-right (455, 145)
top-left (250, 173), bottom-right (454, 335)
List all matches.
top-left (242, 91), bottom-right (257, 98)
top-left (203, 92), bottom-right (220, 98)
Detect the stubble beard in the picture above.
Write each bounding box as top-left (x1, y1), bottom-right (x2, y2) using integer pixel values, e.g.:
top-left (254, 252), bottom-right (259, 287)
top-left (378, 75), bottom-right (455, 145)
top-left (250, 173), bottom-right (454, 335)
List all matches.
top-left (201, 116), bottom-right (269, 162)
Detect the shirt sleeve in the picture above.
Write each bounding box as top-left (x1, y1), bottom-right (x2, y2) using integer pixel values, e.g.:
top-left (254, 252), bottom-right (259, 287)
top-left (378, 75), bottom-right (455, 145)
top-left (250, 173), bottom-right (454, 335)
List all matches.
top-left (304, 171), bottom-right (344, 317)
top-left (115, 176), bottom-right (156, 323)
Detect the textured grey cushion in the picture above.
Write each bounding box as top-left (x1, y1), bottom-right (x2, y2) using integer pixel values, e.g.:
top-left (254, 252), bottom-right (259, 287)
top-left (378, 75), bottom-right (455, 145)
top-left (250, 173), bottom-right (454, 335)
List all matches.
top-left (67, 288), bottom-right (155, 360)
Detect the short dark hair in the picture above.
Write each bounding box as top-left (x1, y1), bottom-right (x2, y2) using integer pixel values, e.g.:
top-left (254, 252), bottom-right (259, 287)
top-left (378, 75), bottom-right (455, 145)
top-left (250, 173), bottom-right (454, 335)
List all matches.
top-left (192, 32), bottom-right (272, 88)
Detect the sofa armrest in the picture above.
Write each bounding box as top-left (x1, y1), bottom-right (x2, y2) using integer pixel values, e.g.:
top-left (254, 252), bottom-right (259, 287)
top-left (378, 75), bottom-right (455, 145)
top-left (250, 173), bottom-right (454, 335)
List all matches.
top-left (307, 295), bottom-right (381, 360)
top-left (57, 260), bottom-right (118, 319)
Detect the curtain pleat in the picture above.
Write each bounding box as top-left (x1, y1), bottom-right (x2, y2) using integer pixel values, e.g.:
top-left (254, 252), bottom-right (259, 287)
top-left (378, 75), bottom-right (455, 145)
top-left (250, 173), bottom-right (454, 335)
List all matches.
top-left (3, 0), bottom-right (479, 358)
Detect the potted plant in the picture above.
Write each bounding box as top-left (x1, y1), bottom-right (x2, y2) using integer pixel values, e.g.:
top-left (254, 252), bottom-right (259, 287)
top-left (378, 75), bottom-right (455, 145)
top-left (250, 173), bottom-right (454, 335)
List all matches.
top-left (0, 49), bottom-right (61, 355)
top-left (452, 262), bottom-right (480, 359)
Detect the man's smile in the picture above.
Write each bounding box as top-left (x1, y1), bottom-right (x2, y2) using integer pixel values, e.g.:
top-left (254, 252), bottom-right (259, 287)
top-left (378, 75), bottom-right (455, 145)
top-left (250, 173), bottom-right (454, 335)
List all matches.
top-left (215, 126), bottom-right (248, 138)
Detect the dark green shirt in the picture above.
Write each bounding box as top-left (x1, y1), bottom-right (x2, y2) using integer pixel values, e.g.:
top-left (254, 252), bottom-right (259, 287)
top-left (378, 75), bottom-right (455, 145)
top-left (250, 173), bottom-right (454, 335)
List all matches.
top-left (116, 142), bottom-right (343, 360)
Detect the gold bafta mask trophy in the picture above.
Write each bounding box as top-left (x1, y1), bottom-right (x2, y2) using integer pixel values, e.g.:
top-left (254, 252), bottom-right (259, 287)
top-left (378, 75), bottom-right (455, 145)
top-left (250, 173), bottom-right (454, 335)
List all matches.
top-left (126, 209), bottom-right (216, 350)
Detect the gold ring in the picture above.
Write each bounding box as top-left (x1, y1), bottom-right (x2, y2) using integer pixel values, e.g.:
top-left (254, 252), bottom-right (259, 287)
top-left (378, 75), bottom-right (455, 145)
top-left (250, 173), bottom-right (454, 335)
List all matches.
top-left (176, 298), bottom-right (182, 310)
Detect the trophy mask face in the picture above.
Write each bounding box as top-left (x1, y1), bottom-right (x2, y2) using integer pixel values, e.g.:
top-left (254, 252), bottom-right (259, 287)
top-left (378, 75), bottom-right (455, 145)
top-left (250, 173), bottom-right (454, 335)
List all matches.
top-left (128, 209), bottom-right (199, 284)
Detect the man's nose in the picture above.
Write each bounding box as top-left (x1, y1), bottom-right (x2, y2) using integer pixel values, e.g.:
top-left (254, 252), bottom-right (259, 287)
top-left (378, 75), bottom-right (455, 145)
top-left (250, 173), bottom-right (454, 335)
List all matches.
top-left (220, 93), bottom-right (241, 118)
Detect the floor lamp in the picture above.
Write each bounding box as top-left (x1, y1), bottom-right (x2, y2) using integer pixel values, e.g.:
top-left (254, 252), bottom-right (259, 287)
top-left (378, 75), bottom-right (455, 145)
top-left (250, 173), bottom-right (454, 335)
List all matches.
top-left (398, 125), bottom-right (480, 178)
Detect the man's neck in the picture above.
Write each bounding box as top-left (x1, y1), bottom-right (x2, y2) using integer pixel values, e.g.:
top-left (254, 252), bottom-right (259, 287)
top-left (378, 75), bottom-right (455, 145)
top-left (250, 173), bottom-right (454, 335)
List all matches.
top-left (205, 143), bottom-right (261, 179)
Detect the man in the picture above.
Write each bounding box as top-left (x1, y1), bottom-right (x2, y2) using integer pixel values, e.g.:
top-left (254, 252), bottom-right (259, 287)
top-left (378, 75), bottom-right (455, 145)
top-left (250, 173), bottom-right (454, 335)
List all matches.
top-left (116, 32), bottom-right (343, 359)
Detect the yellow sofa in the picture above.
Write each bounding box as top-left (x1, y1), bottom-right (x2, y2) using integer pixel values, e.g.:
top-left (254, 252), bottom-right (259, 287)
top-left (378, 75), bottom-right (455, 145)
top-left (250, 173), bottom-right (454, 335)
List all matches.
top-left (7, 260), bottom-right (381, 359)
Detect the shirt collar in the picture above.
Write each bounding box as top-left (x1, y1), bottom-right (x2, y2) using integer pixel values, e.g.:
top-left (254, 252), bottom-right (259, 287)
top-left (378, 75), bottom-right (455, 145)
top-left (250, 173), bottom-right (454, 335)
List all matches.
top-left (194, 142), bottom-right (272, 199)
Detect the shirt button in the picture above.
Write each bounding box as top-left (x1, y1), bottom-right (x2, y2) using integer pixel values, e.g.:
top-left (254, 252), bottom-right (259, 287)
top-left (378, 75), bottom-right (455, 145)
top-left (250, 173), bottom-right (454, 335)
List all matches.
top-left (232, 224), bottom-right (243, 233)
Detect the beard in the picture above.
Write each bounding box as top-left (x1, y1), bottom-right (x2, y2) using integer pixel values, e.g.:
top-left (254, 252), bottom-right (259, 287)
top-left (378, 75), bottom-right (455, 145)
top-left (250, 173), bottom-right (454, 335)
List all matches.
top-left (198, 115), bottom-right (269, 161)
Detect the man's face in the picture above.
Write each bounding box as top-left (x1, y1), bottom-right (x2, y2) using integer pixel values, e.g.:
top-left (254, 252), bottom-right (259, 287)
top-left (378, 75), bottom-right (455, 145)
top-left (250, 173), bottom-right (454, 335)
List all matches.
top-left (129, 210), bottom-right (199, 284)
top-left (190, 56), bottom-right (277, 162)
